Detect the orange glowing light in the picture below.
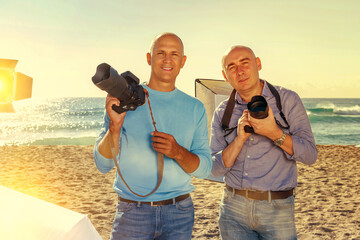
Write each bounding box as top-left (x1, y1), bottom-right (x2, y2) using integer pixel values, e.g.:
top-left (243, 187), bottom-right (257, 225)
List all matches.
top-left (0, 69), bottom-right (14, 102)
top-left (0, 59), bottom-right (32, 112)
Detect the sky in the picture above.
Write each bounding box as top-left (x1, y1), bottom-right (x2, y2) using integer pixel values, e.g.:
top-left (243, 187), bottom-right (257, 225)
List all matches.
top-left (1, 0), bottom-right (359, 99)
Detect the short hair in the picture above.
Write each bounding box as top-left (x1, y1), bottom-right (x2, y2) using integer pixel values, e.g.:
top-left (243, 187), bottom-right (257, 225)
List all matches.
top-left (149, 32), bottom-right (184, 55)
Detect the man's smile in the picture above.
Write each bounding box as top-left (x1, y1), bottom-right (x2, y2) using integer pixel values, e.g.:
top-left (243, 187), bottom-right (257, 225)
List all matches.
top-left (161, 67), bottom-right (173, 71)
top-left (237, 77), bottom-right (249, 83)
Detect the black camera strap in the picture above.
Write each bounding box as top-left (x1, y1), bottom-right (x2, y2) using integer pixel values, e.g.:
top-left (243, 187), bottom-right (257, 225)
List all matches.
top-left (108, 89), bottom-right (164, 198)
top-left (221, 89), bottom-right (237, 131)
top-left (221, 81), bottom-right (290, 132)
top-left (267, 82), bottom-right (290, 130)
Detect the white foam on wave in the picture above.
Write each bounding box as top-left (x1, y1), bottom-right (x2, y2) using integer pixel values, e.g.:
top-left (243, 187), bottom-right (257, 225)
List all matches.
top-left (315, 103), bottom-right (336, 109)
top-left (334, 105), bottom-right (360, 115)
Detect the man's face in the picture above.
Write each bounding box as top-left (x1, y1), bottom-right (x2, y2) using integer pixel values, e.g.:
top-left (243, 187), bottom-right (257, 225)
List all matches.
top-left (222, 47), bottom-right (262, 93)
top-left (147, 35), bottom-right (186, 84)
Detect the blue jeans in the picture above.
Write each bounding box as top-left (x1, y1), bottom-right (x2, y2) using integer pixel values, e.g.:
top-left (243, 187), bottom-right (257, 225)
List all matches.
top-left (110, 196), bottom-right (194, 240)
top-left (219, 188), bottom-right (297, 240)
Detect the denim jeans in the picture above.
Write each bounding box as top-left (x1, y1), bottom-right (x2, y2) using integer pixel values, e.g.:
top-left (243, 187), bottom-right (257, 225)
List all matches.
top-left (110, 196), bottom-right (194, 240)
top-left (219, 187), bottom-right (297, 240)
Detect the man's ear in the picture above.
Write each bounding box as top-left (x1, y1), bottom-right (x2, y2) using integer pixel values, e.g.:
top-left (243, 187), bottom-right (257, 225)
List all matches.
top-left (256, 57), bottom-right (262, 71)
top-left (180, 55), bottom-right (187, 68)
top-left (146, 53), bottom-right (151, 66)
top-left (222, 70), bottom-right (229, 82)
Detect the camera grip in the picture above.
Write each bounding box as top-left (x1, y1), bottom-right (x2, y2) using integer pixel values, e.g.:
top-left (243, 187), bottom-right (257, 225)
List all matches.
top-left (112, 104), bottom-right (126, 114)
top-left (244, 125), bottom-right (254, 133)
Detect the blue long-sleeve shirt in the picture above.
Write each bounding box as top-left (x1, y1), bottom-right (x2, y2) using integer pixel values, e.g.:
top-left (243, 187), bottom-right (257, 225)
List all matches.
top-left (210, 81), bottom-right (317, 191)
top-left (94, 84), bottom-right (212, 201)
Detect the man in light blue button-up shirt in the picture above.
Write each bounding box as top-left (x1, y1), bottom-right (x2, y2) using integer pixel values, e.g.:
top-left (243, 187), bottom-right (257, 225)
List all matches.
top-left (210, 46), bottom-right (317, 239)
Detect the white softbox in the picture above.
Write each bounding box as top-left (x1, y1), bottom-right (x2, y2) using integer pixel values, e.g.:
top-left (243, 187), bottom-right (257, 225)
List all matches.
top-left (195, 79), bottom-right (233, 182)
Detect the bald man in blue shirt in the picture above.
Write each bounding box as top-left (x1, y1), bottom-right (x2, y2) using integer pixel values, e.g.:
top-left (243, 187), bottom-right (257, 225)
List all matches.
top-left (94, 33), bottom-right (212, 240)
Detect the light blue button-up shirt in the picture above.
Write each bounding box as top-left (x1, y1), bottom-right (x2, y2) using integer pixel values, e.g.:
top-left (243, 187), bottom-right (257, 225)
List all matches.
top-left (210, 81), bottom-right (317, 191)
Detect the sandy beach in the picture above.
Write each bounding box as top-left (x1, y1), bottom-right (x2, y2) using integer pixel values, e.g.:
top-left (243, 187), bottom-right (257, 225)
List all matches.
top-left (0, 145), bottom-right (359, 239)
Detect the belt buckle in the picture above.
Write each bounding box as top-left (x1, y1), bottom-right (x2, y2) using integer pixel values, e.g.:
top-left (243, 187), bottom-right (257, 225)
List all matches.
top-left (245, 189), bottom-right (263, 201)
top-left (150, 201), bottom-right (160, 207)
top-left (245, 190), bottom-right (256, 200)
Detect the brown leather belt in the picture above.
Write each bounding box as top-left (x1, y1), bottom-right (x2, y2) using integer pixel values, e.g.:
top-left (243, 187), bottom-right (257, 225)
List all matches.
top-left (226, 185), bottom-right (293, 201)
top-left (118, 193), bottom-right (190, 206)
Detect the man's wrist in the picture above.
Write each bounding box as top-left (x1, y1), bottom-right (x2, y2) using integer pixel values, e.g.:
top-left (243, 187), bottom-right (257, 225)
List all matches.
top-left (109, 120), bottom-right (121, 134)
top-left (174, 145), bottom-right (186, 162)
top-left (269, 128), bottom-right (284, 141)
top-left (234, 135), bottom-right (247, 148)
top-left (273, 131), bottom-right (287, 147)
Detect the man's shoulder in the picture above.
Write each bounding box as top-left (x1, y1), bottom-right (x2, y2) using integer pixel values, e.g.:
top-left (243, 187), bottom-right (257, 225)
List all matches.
top-left (212, 98), bottom-right (229, 120)
top-left (176, 88), bottom-right (205, 107)
top-left (266, 82), bottom-right (301, 101)
top-left (266, 82), bottom-right (304, 113)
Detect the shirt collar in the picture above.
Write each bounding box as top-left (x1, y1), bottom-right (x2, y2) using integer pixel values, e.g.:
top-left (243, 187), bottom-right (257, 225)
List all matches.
top-left (235, 79), bottom-right (272, 105)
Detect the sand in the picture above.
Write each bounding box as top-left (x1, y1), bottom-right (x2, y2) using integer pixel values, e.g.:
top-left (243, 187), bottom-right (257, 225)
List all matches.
top-left (0, 145), bottom-right (359, 239)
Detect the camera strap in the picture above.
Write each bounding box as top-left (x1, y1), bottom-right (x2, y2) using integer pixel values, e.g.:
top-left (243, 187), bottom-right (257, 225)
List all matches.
top-left (267, 82), bottom-right (290, 130)
top-left (108, 89), bottom-right (164, 198)
top-left (221, 81), bottom-right (290, 131)
top-left (221, 89), bottom-right (237, 131)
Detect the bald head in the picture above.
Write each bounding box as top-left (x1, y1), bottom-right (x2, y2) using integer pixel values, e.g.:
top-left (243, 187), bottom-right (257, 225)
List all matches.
top-left (222, 45), bottom-right (256, 70)
top-left (149, 32), bottom-right (184, 55)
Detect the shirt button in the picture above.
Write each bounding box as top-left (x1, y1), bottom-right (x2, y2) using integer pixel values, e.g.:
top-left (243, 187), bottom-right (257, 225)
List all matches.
top-left (244, 172), bottom-right (248, 176)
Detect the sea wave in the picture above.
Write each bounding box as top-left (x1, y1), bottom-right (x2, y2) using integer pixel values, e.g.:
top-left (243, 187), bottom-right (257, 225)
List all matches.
top-left (334, 105), bottom-right (360, 115)
top-left (307, 104), bottom-right (360, 116)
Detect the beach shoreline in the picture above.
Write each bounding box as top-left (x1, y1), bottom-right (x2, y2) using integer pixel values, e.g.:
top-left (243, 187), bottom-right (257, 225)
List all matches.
top-left (1, 145), bottom-right (359, 239)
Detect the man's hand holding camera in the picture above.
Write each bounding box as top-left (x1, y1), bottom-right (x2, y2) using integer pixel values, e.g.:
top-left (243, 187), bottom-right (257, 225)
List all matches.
top-left (106, 94), bottom-right (127, 134)
top-left (246, 105), bottom-right (294, 155)
top-left (236, 110), bottom-right (252, 142)
top-left (247, 106), bottom-right (283, 141)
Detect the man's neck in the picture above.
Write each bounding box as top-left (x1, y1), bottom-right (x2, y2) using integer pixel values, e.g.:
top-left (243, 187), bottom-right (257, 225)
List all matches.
top-left (147, 78), bottom-right (176, 92)
top-left (238, 80), bottom-right (264, 103)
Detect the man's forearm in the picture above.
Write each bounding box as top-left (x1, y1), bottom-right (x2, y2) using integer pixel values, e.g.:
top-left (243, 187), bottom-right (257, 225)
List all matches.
top-left (278, 134), bottom-right (294, 156)
top-left (222, 137), bottom-right (246, 168)
top-left (98, 130), bottom-right (120, 159)
top-left (267, 128), bottom-right (294, 156)
top-left (174, 147), bottom-right (200, 173)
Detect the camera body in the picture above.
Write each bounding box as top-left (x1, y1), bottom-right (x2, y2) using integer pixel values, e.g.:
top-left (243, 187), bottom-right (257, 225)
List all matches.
top-left (244, 95), bottom-right (269, 133)
top-left (92, 63), bottom-right (146, 113)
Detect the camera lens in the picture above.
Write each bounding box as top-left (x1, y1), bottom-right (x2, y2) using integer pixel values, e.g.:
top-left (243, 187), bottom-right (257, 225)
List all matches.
top-left (244, 95), bottom-right (269, 133)
top-left (247, 95), bottom-right (268, 119)
top-left (92, 63), bottom-right (146, 114)
top-left (92, 63), bottom-right (128, 99)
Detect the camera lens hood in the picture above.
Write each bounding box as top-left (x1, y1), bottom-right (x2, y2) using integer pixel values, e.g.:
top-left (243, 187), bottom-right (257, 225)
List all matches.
top-left (92, 63), bottom-right (127, 99)
top-left (247, 95), bottom-right (269, 119)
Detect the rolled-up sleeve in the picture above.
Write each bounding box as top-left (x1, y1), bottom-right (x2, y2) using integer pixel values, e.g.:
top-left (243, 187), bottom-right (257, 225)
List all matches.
top-left (93, 111), bottom-right (115, 173)
top-left (210, 105), bottom-right (232, 177)
top-left (283, 91), bottom-right (318, 165)
top-left (189, 104), bottom-right (212, 179)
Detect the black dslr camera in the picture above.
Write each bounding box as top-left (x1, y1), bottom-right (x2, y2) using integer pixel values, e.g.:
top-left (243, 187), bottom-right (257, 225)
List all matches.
top-left (92, 63), bottom-right (146, 113)
top-left (244, 95), bottom-right (269, 133)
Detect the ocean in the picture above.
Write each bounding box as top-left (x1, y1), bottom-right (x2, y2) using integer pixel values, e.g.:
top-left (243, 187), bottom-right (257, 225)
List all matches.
top-left (1, 98), bottom-right (359, 146)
